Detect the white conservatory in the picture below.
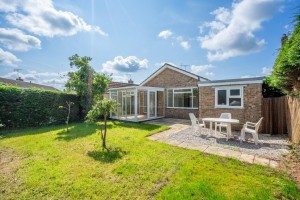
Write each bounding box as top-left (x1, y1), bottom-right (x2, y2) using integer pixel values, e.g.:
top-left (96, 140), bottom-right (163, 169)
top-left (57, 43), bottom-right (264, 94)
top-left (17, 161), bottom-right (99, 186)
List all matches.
top-left (109, 86), bottom-right (165, 122)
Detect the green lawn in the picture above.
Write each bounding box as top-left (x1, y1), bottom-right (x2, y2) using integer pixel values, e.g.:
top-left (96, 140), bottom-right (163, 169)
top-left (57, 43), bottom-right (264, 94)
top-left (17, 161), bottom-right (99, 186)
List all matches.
top-left (0, 121), bottom-right (299, 199)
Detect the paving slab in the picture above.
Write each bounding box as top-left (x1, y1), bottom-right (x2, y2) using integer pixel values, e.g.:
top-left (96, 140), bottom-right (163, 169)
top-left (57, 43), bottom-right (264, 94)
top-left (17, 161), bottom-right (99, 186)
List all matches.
top-left (222, 149), bottom-right (242, 160)
top-left (254, 156), bottom-right (270, 166)
top-left (165, 139), bottom-right (183, 146)
top-left (186, 143), bottom-right (209, 152)
top-left (177, 142), bottom-right (190, 149)
top-left (269, 160), bottom-right (279, 168)
top-left (148, 135), bottom-right (159, 141)
top-left (204, 146), bottom-right (227, 157)
top-left (240, 153), bottom-right (255, 163)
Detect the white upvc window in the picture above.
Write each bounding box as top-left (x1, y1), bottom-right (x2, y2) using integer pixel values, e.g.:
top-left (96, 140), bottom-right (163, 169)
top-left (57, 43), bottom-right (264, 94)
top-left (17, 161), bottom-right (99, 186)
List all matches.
top-left (215, 86), bottom-right (243, 108)
top-left (167, 87), bottom-right (198, 109)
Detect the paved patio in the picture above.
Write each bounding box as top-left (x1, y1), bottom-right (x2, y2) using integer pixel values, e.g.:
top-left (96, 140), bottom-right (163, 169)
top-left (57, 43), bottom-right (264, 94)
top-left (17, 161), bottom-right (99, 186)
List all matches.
top-left (146, 118), bottom-right (290, 168)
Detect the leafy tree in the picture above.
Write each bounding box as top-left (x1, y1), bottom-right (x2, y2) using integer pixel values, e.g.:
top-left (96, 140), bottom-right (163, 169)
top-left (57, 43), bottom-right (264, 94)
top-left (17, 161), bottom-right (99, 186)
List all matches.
top-left (65, 54), bottom-right (111, 115)
top-left (263, 77), bottom-right (285, 98)
top-left (269, 14), bottom-right (300, 98)
top-left (86, 99), bottom-right (119, 150)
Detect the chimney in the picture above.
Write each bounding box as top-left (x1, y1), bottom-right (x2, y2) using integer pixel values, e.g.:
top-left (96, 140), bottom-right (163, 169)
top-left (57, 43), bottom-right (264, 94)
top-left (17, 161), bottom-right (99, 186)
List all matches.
top-left (16, 77), bottom-right (23, 81)
top-left (128, 78), bottom-right (134, 84)
top-left (281, 34), bottom-right (288, 46)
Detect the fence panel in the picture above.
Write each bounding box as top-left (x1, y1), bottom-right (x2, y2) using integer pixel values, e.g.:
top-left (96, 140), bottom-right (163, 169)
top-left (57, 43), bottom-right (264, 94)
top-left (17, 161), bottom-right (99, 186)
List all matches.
top-left (262, 96), bottom-right (300, 143)
top-left (262, 96), bottom-right (287, 135)
top-left (286, 96), bottom-right (300, 143)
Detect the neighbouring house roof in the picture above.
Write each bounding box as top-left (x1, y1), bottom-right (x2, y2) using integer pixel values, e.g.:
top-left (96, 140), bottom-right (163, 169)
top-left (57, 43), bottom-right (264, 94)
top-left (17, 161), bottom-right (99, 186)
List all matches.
top-left (198, 77), bottom-right (265, 87)
top-left (0, 77), bottom-right (59, 91)
top-left (108, 81), bottom-right (138, 89)
top-left (140, 63), bottom-right (209, 86)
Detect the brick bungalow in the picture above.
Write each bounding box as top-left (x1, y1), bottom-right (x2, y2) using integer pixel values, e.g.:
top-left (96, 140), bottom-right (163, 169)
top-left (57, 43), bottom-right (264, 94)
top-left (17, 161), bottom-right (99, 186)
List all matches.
top-left (108, 63), bottom-right (264, 129)
top-left (0, 77), bottom-right (59, 91)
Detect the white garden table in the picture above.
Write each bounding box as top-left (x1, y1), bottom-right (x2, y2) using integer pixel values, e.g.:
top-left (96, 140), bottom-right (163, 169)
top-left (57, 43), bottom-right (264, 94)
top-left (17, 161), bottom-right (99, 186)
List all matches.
top-left (202, 118), bottom-right (239, 141)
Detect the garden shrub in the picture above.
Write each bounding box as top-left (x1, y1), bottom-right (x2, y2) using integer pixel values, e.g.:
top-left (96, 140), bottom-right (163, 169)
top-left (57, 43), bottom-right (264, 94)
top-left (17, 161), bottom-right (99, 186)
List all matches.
top-left (0, 86), bottom-right (81, 129)
top-left (269, 14), bottom-right (300, 98)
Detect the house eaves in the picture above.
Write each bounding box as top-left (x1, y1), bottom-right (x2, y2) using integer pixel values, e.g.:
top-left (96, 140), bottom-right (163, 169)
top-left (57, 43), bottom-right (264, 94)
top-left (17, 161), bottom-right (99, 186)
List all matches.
top-left (198, 77), bottom-right (264, 87)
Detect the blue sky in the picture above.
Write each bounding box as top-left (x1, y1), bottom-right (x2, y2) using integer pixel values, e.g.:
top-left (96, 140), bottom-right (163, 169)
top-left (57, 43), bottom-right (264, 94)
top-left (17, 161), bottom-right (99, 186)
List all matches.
top-left (0, 0), bottom-right (298, 89)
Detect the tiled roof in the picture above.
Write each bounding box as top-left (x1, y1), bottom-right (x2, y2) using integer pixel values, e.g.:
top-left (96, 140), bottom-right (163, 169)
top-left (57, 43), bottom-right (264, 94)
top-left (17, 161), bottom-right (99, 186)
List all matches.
top-left (108, 81), bottom-right (138, 89)
top-left (0, 77), bottom-right (59, 91)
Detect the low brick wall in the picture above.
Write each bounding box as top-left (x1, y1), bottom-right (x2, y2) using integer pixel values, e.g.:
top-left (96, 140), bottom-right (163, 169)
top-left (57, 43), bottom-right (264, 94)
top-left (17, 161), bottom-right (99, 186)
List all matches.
top-left (199, 84), bottom-right (263, 131)
top-left (165, 108), bottom-right (198, 119)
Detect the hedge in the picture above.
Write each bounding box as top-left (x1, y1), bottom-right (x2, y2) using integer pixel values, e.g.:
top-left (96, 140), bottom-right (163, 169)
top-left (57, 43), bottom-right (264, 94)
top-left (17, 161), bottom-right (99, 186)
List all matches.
top-left (0, 86), bottom-right (82, 129)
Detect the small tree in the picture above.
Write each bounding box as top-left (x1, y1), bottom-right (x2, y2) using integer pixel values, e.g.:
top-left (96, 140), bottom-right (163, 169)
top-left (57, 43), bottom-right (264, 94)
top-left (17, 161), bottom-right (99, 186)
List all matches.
top-left (65, 54), bottom-right (112, 115)
top-left (86, 99), bottom-right (119, 150)
top-left (59, 101), bottom-right (74, 132)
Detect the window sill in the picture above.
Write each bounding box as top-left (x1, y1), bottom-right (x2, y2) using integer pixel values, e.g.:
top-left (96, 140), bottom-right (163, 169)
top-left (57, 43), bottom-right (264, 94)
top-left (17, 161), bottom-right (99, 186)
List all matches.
top-left (167, 107), bottom-right (199, 109)
top-left (215, 106), bottom-right (244, 109)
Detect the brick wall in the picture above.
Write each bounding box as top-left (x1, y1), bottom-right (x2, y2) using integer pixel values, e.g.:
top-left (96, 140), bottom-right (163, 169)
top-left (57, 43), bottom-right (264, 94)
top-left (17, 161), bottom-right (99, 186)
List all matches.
top-left (165, 108), bottom-right (198, 119)
top-left (144, 68), bottom-right (199, 119)
top-left (199, 83), bottom-right (262, 131)
top-left (144, 68), bottom-right (198, 87)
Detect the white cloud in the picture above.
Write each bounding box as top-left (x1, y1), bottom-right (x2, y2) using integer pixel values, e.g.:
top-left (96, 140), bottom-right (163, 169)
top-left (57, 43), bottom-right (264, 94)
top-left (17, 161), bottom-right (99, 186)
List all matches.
top-left (211, 7), bottom-right (231, 24)
top-left (0, 48), bottom-right (21, 66)
top-left (180, 41), bottom-right (191, 50)
top-left (176, 36), bottom-right (191, 50)
top-left (102, 56), bottom-right (148, 74)
top-left (0, 28), bottom-right (41, 51)
top-left (1, 0), bottom-right (107, 37)
top-left (4, 70), bottom-right (68, 90)
top-left (158, 30), bottom-right (173, 39)
top-left (191, 64), bottom-right (213, 75)
top-left (0, 0), bottom-right (19, 12)
top-left (241, 75), bottom-right (253, 78)
top-left (158, 31), bottom-right (191, 50)
top-left (205, 71), bottom-right (215, 77)
top-left (262, 67), bottom-right (272, 75)
top-left (199, 0), bottom-right (282, 61)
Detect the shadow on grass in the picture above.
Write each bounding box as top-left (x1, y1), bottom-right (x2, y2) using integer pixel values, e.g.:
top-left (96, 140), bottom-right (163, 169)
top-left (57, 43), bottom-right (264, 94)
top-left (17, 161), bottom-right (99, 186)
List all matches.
top-left (0, 120), bottom-right (164, 141)
top-left (110, 120), bottom-right (163, 131)
top-left (87, 147), bottom-right (127, 163)
top-left (55, 124), bottom-right (110, 141)
top-left (0, 123), bottom-right (82, 139)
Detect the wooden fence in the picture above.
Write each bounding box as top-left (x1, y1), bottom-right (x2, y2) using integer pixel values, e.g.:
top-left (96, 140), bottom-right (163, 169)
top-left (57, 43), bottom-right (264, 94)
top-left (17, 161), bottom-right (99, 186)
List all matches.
top-left (286, 96), bottom-right (300, 143)
top-left (262, 96), bottom-right (300, 143)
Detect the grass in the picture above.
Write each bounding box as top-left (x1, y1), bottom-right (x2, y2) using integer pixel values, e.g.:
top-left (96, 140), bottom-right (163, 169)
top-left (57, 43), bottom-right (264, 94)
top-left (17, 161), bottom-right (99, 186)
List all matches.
top-left (0, 121), bottom-right (299, 199)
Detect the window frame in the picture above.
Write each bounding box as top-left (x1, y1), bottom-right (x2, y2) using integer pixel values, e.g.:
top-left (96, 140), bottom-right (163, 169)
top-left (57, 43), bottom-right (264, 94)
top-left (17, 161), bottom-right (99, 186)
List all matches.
top-left (214, 86), bottom-right (244, 109)
top-left (167, 87), bottom-right (198, 109)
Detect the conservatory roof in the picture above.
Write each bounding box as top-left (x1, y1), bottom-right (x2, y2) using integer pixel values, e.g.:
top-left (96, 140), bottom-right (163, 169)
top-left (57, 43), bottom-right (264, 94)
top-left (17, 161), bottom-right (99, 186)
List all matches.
top-left (109, 85), bottom-right (164, 91)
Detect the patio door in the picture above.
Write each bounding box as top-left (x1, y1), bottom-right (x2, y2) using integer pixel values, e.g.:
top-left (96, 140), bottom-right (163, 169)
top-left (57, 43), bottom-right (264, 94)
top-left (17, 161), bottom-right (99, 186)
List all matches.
top-left (149, 91), bottom-right (156, 118)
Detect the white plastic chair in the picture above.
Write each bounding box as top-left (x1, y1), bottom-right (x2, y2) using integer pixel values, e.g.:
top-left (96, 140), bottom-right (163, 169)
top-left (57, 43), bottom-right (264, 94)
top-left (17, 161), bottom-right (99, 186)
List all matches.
top-left (189, 113), bottom-right (205, 134)
top-left (215, 113), bottom-right (232, 134)
top-left (240, 117), bottom-right (263, 145)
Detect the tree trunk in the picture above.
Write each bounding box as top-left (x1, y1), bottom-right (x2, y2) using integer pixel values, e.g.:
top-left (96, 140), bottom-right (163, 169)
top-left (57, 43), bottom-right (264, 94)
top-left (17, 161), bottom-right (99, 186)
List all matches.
top-left (86, 67), bottom-right (93, 113)
top-left (66, 102), bottom-right (71, 132)
top-left (103, 115), bottom-right (107, 150)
